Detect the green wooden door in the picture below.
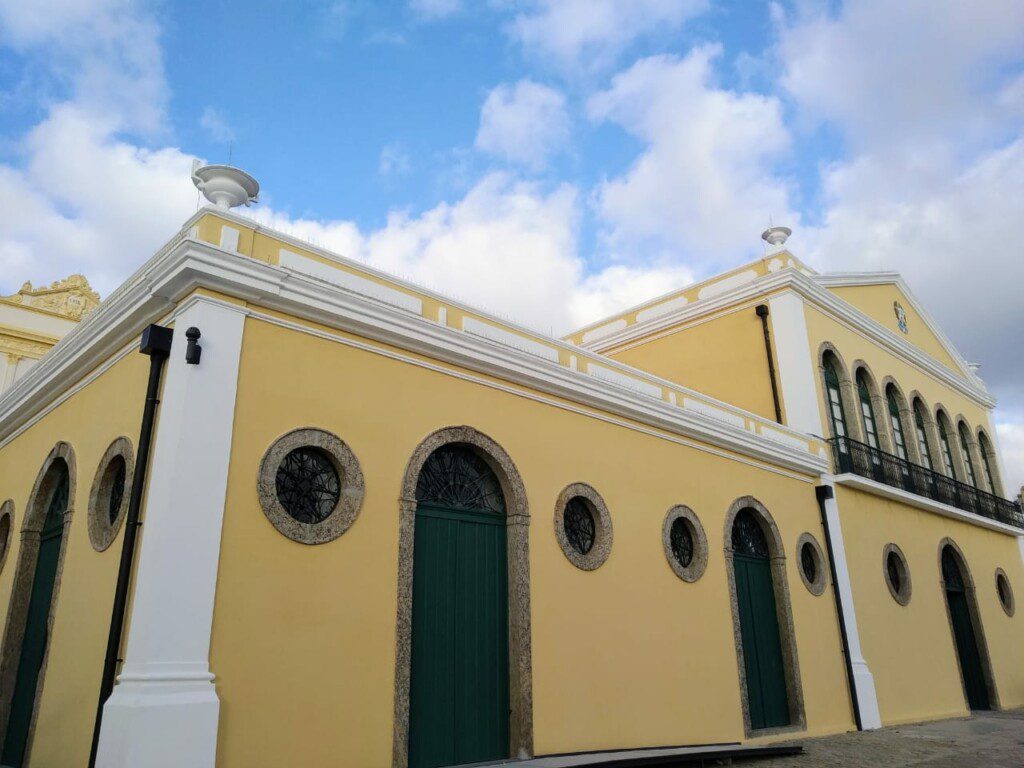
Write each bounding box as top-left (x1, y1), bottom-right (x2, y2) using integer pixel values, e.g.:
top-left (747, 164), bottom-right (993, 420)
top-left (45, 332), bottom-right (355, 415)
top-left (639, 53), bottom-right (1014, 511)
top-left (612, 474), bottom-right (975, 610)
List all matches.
top-left (409, 504), bottom-right (509, 768)
top-left (942, 550), bottom-right (989, 711)
top-left (2, 468), bottom-right (69, 767)
top-left (732, 509), bottom-right (789, 731)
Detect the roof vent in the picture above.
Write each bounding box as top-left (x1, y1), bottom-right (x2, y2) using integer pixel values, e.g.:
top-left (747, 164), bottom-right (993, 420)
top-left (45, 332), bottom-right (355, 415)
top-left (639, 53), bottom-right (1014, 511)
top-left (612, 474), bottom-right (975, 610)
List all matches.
top-left (761, 225), bottom-right (791, 250)
top-left (191, 161), bottom-right (259, 209)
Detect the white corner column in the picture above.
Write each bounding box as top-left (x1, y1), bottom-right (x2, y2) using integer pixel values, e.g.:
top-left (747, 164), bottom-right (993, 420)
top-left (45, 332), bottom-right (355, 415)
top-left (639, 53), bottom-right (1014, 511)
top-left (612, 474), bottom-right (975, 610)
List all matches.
top-left (767, 291), bottom-right (823, 435)
top-left (96, 298), bottom-right (246, 768)
top-left (819, 476), bottom-right (882, 730)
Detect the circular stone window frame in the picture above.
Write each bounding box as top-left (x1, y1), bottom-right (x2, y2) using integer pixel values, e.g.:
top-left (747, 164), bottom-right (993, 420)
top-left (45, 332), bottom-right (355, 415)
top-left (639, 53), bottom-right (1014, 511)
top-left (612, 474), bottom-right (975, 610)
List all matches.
top-left (661, 505), bottom-right (708, 583)
top-left (883, 542), bottom-right (912, 606)
top-left (994, 568), bottom-right (1015, 617)
top-left (87, 436), bottom-right (135, 552)
top-left (258, 427), bottom-right (365, 545)
top-left (0, 499), bottom-right (13, 574)
top-left (553, 482), bottom-right (612, 571)
top-left (796, 532), bottom-right (827, 596)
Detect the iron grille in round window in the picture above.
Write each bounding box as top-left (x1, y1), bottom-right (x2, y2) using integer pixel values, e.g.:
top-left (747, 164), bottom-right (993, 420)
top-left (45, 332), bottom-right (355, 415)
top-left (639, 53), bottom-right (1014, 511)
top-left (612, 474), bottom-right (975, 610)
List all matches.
top-left (670, 517), bottom-right (694, 567)
top-left (995, 570), bottom-right (1014, 616)
top-left (563, 496), bottom-right (595, 555)
top-left (275, 447), bottom-right (341, 525)
top-left (107, 457), bottom-right (127, 525)
top-left (732, 509), bottom-right (769, 558)
top-left (800, 542), bottom-right (817, 584)
top-left (886, 551), bottom-right (902, 594)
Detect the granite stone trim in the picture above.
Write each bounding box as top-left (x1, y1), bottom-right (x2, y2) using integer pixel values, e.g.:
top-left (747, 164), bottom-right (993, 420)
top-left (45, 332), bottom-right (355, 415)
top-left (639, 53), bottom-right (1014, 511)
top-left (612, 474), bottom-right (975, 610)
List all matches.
top-left (0, 500), bottom-right (12, 576)
top-left (257, 427), bottom-right (365, 545)
top-left (553, 483), bottom-right (613, 571)
top-left (938, 538), bottom-right (1000, 710)
top-left (723, 495), bottom-right (806, 738)
top-left (0, 441), bottom-right (76, 766)
top-left (392, 426), bottom-right (533, 768)
top-left (87, 436), bottom-right (135, 552)
top-left (883, 542), bottom-right (912, 606)
top-left (661, 505), bottom-right (708, 583)
top-left (995, 568), bottom-right (1014, 617)
top-left (796, 532), bottom-right (828, 597)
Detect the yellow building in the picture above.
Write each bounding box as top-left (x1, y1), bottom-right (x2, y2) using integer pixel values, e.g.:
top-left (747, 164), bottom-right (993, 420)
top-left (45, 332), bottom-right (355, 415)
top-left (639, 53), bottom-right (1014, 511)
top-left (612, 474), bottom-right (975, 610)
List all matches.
top-left (0, 172), bottom-right (1020, 768)
top-left (0, 276), bottom-right (99, 395)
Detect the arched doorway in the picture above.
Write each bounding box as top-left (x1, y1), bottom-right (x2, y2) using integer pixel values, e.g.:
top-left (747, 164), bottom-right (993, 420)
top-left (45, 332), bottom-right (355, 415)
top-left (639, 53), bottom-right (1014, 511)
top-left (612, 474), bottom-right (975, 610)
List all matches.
top-left (1, 459), bottom-right (70, 767)
top-left (941, 544), bottom-right (993, 711)
top-left (730, 507), bottom-right (791, 730)
top-left (405, 440), bottom-right (515, 768)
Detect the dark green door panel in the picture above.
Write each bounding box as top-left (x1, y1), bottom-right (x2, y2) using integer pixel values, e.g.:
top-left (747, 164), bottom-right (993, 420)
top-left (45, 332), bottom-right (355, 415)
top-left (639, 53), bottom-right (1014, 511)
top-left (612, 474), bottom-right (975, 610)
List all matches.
top-left (946, 588), bottom-right (990, 710)
top-left (3, 471), bottom-right (68, 768)
top-left (408, 504), bottom-right (509, 768)
top-left (734, 554), bottom-right (790, 730)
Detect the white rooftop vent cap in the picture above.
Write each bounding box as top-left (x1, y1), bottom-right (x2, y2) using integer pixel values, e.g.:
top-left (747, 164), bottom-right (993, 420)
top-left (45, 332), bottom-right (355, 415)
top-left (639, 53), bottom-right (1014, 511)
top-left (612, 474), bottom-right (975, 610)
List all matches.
top-left (761, 225), bottom-right (792, 249)
top-left (191, 160), bottom-right (259, 209)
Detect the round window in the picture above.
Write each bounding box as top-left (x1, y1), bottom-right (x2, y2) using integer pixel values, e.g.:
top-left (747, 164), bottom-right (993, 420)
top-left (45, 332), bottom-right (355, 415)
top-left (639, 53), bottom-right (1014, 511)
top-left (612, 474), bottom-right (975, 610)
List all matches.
top-left (995, 569), bottom-right (1014, 617)
top-left (661, 505), bottom-right (708, 583)
top-left (88, 437), bottom-right (135, 552)
top-left (797, 533), bottom-right (827, 596)
top-left (553, 483), bottom-right (612, 570)
top-left (258, 428), bottom-right (365, 545)
top-left (883, 543), bottom-right (911, 605)
top-left (275, 447), bottom-right (341, 524)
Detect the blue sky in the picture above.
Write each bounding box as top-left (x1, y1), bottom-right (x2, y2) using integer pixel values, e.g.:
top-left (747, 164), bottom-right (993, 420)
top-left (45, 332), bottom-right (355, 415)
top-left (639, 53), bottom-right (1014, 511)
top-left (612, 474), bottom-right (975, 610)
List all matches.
top-left (1, 0), bottom-right (1023, 486)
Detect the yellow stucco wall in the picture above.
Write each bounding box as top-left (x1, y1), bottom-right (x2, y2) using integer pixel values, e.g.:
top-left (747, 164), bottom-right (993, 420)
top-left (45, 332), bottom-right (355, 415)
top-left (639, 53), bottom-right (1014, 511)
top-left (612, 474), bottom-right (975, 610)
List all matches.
top-left (836, 485), bottom-right (1024, 724)
top-left (209, 313), bottom-right (853, 767)
top-left (0, 346), bottom-right (149, 767)
top-left (804, 305), bottom-right (993, 450)
top-left (603, 304), bottom-right (779, 422)
top-left (826, 284), bottom-right (961, 374)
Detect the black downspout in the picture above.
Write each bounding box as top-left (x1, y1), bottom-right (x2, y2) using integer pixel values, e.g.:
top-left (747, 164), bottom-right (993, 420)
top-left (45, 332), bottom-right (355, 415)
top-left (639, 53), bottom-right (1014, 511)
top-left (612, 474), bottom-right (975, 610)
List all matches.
top-left (88, 324), bottom-right (174, 768)
top-left (815, 484), bottom-right (863, 731)
top-left (755, 304), bottom-right (783, 424)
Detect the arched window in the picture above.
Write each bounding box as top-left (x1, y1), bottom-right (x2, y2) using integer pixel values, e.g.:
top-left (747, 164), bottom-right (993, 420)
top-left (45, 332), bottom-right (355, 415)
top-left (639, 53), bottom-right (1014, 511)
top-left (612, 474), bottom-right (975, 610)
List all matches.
top-left (958, 423), bottom-right (978, 488)
top-left (978, 433), bottom-right (999, 495)
top-left (937, 415), bottom-right (958, 479)
top-left (914, 401), bottom-right (934, 470)
top-left (856, 371), bottom-right (880, 451)
top-left (823, 356), bottom-right (849, 445)
top-left (886, 386), bottom-right (908, 461)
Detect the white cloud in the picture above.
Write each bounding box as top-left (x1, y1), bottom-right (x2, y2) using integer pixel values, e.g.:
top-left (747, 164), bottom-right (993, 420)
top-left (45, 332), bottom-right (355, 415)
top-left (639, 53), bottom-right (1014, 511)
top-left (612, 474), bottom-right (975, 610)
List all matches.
top-left (378, 143), bottom-right (412, 176)
top-left (506, 0), bottom-right (708, 70)
top-left (199, 107), bottom-right (235, 143)
top-left (409, 0), bottom-right (461, 20)
top-left (589, 45), bottom-right (796, 267)
top-left (475, 80), bottom-right (570, 170)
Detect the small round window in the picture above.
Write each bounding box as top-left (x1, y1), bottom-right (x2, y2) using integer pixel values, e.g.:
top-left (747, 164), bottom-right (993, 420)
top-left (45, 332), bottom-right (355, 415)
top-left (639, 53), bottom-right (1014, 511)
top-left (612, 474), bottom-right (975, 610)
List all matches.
top-left (797, 533), bottom-right (827, 596)
top-left (275, 447), bottom-right (340, 524)
top-left (995, 569), bottom-right (1014, 617)
top-left (554, 483), bottom-right (612, 570)
top-left (883, 543), bottom-right (911, 605)
top-left (661, 505), bottom-right (708, 582)
top-left (88, 437), bottom-right (134, 552)
top-left (0, 500), bottom-right (12, 575)
top-left (258, 428), bottom-right (364, 545)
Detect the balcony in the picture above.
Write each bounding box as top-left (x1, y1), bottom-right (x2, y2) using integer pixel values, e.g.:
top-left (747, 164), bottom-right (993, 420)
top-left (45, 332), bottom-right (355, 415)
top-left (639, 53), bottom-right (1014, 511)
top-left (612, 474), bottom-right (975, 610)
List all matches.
top-left (828, 436), bottom-right (1024, 529)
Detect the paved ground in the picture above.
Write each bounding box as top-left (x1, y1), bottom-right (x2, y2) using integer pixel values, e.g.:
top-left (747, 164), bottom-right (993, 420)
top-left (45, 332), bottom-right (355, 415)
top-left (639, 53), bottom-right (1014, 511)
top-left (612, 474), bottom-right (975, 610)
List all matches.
top-left (741, 710), bottom-right (1024, 768)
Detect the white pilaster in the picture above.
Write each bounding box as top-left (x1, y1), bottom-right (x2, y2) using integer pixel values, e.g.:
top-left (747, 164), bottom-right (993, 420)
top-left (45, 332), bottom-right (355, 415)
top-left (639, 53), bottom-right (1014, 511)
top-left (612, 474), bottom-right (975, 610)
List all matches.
top-left (820, 477), bottom-right (882, 730)
top-left (767, 291), bottom-right (823, 435)
top-left (96, 298), bottom-right (246, 768)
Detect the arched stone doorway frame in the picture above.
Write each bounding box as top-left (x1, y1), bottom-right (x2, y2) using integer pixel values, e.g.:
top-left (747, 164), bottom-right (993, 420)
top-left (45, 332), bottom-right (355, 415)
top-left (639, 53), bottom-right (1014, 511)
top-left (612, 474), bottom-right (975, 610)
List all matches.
top-left (0, 441), bottom-right (77, 763)
top-left (723, 495), bottom-right (806, 737)
top-left (937, 538), bottom-right (1000, 711)
top-left (392, 426), bottom-right (532, 768)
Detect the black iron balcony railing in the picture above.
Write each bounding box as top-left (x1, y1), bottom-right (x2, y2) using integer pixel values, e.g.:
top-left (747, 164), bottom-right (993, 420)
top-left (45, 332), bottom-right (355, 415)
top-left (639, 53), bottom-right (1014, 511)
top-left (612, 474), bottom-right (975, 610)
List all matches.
top-left (828, 435), bottom-right (1024, 529)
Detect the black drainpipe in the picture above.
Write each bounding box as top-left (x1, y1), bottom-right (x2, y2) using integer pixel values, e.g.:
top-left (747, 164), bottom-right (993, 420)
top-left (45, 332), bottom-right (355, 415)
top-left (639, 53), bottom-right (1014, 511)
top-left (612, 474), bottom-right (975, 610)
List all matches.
top-left (88, 324), bottom-right (174, 768)
top-left (755, 304), bottom-right (783, 424)
top-left (815, 484), bottom-right (863, 731)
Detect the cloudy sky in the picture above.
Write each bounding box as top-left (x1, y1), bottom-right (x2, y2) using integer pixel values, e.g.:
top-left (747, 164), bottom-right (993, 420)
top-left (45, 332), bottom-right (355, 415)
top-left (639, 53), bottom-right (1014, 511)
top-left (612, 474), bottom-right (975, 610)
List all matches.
top-left (1, 0), bottom-right (1022, 489)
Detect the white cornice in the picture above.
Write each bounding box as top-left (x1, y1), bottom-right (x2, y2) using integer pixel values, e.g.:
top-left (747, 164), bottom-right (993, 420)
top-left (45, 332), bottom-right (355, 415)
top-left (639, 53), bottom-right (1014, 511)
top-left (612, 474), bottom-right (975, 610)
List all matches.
top-left (0, 238), bottom-right (827, 478)
top-left (579, 268), bottom-right (995, 410)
